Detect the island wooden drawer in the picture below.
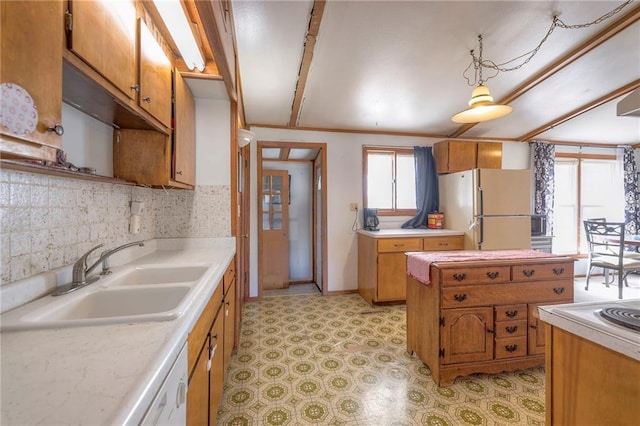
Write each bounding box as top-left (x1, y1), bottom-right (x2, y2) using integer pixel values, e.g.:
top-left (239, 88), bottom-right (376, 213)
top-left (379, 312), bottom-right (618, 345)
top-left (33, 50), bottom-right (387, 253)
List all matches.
top-left (494, 319), bottom-right (527, 338)
top-left (423, 235), bottom-right (464, 251)
top-left (494, 304), bottom-right (527, 321)
top-left (441, 281), bottom-right (573, 308)
top-left (495, 336), bottom-right (527, 359)
top-left (512, 262), bottom-right (573, 282)
top-left (438, 266), bottom-right (510, 286)
top-left (378, 238), bottom-right (423, 253)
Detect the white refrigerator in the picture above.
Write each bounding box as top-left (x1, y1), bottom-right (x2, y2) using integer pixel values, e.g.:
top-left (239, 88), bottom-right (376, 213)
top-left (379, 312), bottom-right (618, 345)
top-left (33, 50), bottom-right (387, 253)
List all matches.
top-left (439, 168), bottom-right (532, 250)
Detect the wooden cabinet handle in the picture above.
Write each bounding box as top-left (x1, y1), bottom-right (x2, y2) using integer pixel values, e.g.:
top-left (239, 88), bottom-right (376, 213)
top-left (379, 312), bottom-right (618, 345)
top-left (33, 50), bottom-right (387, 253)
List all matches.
top-left (522, 269), bottom-right (535, 277)
top-left (453, 273), bottom-right (466, 282)
top-left (505, 326), bottom-right (518, 334)
top-left (553, 267), bottom-right (565, 275)
top-left (177, 170), bottom-right (183, 175)
top-left (142, 96), bottom-right (152, 103)
top-left (505, 310), bottom-right (518, 318)
top-left (505, 344), bottom-right (518, 353)
top-left (553, 287), bottom-right (565, 295)
top-left (393, 244), bottom-right (405, 248)
top-left (486, 271), bottom-right (499, 279)
top-left (453, 294), bottom-right (467, 302)
top-left (438, 242), bottom-right (448, 246)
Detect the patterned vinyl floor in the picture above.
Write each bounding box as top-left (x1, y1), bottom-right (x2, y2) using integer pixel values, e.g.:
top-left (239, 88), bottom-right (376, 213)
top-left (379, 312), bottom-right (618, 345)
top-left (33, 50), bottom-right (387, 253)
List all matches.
top-left (215, 294), bottom-right (546, 425)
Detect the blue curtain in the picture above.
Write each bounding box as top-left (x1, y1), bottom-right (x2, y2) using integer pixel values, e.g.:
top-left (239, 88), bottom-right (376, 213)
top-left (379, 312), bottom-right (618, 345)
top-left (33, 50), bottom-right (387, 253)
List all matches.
top-left (402, 146), bottom-right (439, 228)
top-left (531, 141), bottom-right (555, 236)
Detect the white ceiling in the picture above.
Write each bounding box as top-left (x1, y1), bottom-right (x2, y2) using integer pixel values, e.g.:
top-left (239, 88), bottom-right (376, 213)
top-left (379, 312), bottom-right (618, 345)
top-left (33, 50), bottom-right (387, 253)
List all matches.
top-left (232, 0), bottom-right (640, 146)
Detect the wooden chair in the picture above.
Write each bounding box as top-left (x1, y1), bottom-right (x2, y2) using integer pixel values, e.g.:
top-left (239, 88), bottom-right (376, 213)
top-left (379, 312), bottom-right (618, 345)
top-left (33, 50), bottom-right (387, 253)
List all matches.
top-left (583, 220), bottom-right (640, 299)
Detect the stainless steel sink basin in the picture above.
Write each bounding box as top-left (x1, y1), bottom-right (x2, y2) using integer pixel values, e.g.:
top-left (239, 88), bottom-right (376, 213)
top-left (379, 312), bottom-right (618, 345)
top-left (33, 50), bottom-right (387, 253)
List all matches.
top-left (109, 266), bottom-right (209, 286)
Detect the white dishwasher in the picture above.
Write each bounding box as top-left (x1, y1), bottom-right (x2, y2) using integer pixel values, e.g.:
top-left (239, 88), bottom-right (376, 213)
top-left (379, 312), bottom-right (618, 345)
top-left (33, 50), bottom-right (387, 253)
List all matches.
top-left (141, 343), bottom-right (188, 425)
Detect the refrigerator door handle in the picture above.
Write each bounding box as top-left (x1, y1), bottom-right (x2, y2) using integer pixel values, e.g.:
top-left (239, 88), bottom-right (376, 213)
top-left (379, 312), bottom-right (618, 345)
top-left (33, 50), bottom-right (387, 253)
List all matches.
top-left (479, 217), bottom-right (484, 248)
top-left (478, 187), bottom-right (484, 217)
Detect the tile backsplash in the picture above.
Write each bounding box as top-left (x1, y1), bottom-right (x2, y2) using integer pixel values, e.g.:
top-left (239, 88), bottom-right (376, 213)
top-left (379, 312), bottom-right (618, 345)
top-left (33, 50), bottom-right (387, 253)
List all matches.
top-left (0, 168), bottom-right (231, 286)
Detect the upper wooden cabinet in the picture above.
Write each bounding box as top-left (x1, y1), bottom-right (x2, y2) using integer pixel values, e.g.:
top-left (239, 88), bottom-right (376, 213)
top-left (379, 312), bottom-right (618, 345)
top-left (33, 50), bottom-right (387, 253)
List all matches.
top-left (138, 19), bottom-right (172, 127)
top-left (174, 72), bottom-right (196, 186)
top-left (66, 0), bottom-right (138, 101)
top-left (434, 140), bottom-right (502, 174)
top-left (0, 0), bottom-right (63, 161)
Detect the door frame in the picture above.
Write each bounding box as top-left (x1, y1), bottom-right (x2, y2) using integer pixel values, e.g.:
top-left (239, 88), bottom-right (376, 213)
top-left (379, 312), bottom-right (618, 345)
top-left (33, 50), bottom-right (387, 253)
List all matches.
top-left (257, 141), bottom-right (328, 298)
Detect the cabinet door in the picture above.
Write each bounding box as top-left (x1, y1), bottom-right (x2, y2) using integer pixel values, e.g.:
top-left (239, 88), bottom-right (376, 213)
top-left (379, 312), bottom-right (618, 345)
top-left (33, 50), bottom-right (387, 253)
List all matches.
top-left (223, 280), bottom-right (236, 374)
top-left (434, 140), bottom-right (476, 174)
top-left (186, 337), bottom-right (210, 426)
top-left (209, 310), bottom-right (225, 425)
top-left (173, 71), bottom-right (195, 185)
top-left (139, 19), bottom-right (172, 127)
top-left (528, 303), bottom-right (547, 355)
top-left (377, 253), bottom-right (407, 301)
top-left (67, 0), bottom-right (137, 100)
top-left (1, 1), bottom-right (62, 155)
top-left (441, 307), bottom-right (493, 364)
top-left (477, 142), bottom-right (502, 169)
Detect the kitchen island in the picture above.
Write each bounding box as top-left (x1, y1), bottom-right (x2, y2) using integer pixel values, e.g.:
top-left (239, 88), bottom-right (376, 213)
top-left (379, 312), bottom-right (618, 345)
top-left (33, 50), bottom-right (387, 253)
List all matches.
top-left (0, 238), bottom-right (235, 425)
top-left (405, 250), bottom-right (574, 386)
top-left (357, 228), bottom-right (464, 304)
top-left (539, 300), bottom-right (640, 425)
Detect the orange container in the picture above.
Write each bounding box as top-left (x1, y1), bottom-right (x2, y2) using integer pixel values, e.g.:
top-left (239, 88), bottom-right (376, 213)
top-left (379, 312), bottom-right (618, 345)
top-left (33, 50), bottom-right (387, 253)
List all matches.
top-left (427, 212), bottom-right (445, 229)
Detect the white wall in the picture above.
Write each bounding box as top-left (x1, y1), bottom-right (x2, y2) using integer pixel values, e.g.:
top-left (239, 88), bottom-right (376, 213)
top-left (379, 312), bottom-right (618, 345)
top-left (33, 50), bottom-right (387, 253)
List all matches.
top-left (61, 103), bottom-right (113, 177)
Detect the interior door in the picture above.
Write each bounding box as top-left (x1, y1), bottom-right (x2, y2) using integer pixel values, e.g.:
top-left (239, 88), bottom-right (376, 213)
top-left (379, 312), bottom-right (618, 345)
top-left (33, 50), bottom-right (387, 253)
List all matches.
top-left (260, 170), bottom-right (289, 289)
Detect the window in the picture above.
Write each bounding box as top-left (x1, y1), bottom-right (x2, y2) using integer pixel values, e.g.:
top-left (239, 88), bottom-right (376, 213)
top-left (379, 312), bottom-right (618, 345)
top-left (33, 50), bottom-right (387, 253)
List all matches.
top-left (553, 154), bottom-right (624, 255)
top-left (363, 147), bottom-right (416, 215)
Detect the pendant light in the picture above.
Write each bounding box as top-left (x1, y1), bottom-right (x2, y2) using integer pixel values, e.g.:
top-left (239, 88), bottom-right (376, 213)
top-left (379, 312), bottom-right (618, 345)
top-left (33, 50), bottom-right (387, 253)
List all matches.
top-left (452, 36), bottom-right (512, 123)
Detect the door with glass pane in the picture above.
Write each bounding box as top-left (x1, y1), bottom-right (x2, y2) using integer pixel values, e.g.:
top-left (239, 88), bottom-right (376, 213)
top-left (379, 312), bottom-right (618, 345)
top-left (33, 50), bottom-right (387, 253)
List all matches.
top-left (260, 170), bottom-right (290, 289)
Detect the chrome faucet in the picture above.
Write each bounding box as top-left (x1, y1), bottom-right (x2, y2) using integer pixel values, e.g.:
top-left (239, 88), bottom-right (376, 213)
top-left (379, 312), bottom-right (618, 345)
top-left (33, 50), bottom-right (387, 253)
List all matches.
top-left (52, 240), bottom-right (145, 296)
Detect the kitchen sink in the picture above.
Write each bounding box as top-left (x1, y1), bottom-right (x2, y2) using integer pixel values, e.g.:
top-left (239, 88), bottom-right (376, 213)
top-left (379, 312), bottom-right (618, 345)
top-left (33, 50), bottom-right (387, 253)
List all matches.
top-left (0, 285), bottom-right (193, 331)
top-left (108, 266), bottom-right (210, 286)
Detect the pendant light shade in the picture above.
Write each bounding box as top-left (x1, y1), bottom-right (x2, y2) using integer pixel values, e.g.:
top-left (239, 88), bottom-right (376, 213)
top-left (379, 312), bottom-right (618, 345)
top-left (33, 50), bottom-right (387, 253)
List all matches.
top-left (451, 85), bottom-right (512, 123)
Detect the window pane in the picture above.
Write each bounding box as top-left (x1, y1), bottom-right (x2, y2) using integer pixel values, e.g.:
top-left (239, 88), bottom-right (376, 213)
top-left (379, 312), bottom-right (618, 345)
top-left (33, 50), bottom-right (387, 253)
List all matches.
top-left (272, 176), bottom-right (283, 191)
top-left (273, 213), bottom-right (282, 230)
top-left (367, 152), bottom-right (393, 209)
top-left (553, 161), bottom-right (578, 254)
top-left (262, 176), bottom-right (270, 192)
top-left (262, 213), bottom-right (270, 230)
top-left (396, 154), bottom-right (416, 209)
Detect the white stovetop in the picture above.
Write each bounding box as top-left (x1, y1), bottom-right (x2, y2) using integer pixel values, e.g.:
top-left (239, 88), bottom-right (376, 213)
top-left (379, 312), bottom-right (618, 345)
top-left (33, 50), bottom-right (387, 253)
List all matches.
top-left (538, 298), bottom-right (640, 361)
top-left (0, 238), bottom-right (235, 425)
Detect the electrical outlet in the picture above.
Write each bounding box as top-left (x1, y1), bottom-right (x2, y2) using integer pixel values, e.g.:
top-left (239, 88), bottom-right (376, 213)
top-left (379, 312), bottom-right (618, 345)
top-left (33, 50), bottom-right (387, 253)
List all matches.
top-left (349, 202), bottom-right (359, 211)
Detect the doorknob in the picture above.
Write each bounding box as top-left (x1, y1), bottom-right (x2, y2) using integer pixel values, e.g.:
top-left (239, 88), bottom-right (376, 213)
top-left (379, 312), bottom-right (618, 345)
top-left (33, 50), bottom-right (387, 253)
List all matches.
top-left (242, 234), bottom-right (248, 238)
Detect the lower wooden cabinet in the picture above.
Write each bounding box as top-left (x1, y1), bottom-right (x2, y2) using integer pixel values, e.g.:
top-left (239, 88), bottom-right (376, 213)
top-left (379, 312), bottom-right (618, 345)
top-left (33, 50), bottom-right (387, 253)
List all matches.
top-left (406, 257), bottom-right (574, 386)
top-left (186, 258), bottom-right (237, 425)
top-left (358, 233), bottom-right (464, 305)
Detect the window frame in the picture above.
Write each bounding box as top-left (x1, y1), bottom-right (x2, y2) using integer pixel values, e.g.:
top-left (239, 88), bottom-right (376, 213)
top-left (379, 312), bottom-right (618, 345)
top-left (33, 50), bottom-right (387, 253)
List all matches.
top-left (363, 146), bottom-right (417, 216)
top-left (554, 152), bottom-right (619, 256)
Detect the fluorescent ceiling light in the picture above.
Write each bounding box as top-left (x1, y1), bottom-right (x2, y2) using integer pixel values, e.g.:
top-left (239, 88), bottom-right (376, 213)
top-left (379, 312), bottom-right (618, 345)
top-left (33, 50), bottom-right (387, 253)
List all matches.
top-left (153, 0), bottom-right (205, 72)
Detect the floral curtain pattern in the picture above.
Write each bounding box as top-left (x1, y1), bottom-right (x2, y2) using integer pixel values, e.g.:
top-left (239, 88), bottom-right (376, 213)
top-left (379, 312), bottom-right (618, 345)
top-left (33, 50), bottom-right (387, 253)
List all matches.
top-left (621, 145), bottom-right (638, 235)
top-left (402, 146), bottom-right (439, 228)
top-left (531, 141), bottom-right (555, 236)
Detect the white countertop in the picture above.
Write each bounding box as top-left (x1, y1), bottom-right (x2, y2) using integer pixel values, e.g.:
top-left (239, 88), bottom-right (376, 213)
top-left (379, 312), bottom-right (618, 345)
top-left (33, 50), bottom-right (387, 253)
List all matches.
top-left (356, 228), bottom-right (464, 238)
top-left (538, 299), bottom-right (640, 361)
top-left (0, 238), bottom-right (235, 425)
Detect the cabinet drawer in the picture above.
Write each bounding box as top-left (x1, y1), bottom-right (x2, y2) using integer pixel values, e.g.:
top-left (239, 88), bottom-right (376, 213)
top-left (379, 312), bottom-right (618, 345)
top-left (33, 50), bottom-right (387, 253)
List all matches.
top-left (495, 336), bottom-right (527, 359)
top-left (423, 236), bottom-right (464, 251)
top-left (188, 282), bottom-right (223, 374)
top-left (442, 281), bottom-right (573, 308)
top-left (439, 266), bottom-right (510, 286)
top-left (494, 304), bottom-right (527, 321)
top-left (494, 319), bottom-right (527, 338)
top-left (512, 262), bottom-right (573, 282)
top-left (378, 238), bottom-right (422, 253)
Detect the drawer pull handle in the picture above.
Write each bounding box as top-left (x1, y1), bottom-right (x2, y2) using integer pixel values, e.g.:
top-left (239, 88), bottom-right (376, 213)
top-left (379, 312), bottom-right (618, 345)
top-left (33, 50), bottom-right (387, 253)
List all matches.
top-left (553, 267), bottom-right (565, 275)
top-left (505, 344), bottom-right (518, 353)
top-left (453, 273), bottom-right (467, 282)
top-left (505, 310), bottom-right (518, 318)
top-left (394, 244), bottom-right (405, 248)
top-left (486, 271), bottom-right (499, 279)
top-left (522, 269), bottom-right (535, 277)
top-left (453, 294), bottom-right (467, 302)
top-left (438, 242), bottom-right (448, 246)
top-left (530, 324), bottom-right (538, 330)
top-left (553, 287), bottom-right (565, 295)
top-left (505, 326), bottom-right (518, 334)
